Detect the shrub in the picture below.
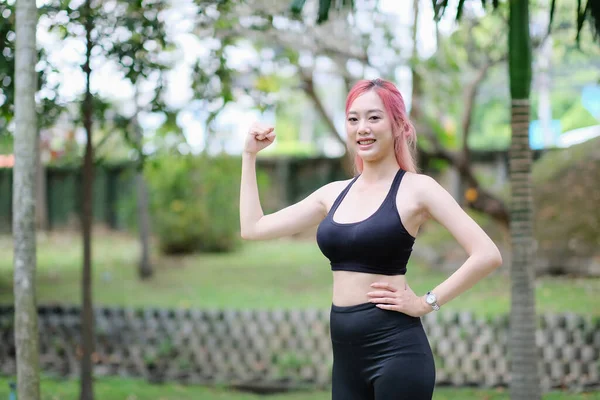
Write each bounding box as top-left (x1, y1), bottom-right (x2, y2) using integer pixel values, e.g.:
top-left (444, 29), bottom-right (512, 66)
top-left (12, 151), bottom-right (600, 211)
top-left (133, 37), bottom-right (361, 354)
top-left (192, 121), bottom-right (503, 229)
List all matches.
top-left (146, 153), bottom-right (269, 254)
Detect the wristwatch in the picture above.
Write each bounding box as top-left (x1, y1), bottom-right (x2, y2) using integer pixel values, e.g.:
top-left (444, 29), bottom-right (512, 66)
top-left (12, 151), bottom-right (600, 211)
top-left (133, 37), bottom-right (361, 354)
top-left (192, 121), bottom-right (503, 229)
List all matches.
top-left (425, 291), bottom-right (440, 311)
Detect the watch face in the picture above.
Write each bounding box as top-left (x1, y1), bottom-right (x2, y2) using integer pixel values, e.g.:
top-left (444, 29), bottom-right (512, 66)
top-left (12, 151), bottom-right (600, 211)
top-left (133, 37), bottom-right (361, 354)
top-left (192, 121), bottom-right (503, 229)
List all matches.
top-left (426, 293), bottom-right (436, 304)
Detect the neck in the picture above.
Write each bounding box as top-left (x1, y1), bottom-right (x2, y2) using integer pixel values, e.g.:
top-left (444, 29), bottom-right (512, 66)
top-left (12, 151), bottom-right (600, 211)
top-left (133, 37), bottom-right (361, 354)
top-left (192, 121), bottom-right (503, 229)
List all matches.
top-left (359, 153), bottom-right (400, 183)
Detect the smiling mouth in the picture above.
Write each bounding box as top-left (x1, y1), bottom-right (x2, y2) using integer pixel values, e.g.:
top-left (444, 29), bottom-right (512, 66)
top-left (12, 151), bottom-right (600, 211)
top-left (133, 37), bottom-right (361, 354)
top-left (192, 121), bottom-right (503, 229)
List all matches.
top-left (357, 139), bottom-right (376, 145)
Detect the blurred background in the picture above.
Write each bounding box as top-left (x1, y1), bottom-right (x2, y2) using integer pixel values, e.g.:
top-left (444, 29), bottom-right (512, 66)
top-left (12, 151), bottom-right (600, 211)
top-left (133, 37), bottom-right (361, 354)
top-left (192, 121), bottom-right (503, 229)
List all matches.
top-left (0, 0), bottom-right (599, 399)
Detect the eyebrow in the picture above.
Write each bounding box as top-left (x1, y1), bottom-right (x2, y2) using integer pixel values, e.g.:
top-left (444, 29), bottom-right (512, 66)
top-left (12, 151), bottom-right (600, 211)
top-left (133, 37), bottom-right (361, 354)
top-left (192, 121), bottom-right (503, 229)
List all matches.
top-left (348, 109), bottom-right (384, 115)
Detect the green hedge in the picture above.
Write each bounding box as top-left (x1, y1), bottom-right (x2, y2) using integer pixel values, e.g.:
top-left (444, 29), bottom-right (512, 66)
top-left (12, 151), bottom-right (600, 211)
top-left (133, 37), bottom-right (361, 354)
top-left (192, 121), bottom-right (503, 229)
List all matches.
top-left (145, 154), bottom-right (270, 255)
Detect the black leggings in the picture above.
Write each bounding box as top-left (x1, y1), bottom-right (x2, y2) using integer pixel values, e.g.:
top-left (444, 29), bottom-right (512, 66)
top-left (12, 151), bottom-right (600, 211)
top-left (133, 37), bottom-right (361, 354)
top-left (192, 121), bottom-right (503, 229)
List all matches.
top-left (330, 302), bottom-right (435, 400)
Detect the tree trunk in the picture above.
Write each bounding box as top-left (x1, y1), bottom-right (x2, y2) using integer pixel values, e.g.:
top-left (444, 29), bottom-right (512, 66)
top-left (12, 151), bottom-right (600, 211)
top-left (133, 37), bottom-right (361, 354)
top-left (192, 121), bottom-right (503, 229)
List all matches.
top-left (80, 1), bottom-right (95, 398)
top-left (508, 1), bottom-right (541, 399)
top-left (132, 116), bottom-right (153, 279)
top-left (136, 173), bottom-right (152, 278)
top-left (36, 137), bottom-right (48, 231)
top-left (13, 0), bottom-right (41, 398)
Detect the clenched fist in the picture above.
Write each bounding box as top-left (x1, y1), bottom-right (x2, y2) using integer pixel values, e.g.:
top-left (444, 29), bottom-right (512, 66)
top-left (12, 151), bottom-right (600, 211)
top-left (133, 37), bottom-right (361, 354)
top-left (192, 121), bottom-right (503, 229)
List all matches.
top-left (244, 122), bottom-right (276, 154)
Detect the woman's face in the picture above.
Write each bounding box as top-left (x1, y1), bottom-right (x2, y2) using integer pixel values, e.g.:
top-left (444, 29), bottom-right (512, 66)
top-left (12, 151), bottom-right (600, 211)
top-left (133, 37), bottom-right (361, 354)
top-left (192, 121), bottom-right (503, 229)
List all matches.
top-left (346, 90), bottom-right (395, 162)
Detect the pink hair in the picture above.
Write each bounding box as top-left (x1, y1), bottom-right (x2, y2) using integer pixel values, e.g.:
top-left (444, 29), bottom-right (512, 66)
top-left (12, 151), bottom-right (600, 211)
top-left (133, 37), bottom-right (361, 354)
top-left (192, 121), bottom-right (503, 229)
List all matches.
top-left (345, 78), bottom-right (417, 174)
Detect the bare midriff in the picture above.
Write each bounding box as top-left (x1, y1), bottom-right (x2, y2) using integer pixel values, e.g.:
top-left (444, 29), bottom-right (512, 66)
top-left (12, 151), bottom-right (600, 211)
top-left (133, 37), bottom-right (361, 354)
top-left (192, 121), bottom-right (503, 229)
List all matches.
top-left (332, 270), bottom-right (408, 306)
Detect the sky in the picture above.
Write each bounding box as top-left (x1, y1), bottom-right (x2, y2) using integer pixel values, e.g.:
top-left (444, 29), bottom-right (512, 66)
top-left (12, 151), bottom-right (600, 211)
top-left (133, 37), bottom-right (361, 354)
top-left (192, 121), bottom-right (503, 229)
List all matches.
top-left (34, 0), bottom-right (458, 155)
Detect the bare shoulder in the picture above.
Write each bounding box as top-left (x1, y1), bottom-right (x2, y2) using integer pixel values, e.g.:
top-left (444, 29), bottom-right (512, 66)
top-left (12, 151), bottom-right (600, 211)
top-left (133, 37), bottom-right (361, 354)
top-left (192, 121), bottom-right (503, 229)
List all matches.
top-left (399, 171), bottom-right (450, 212)
top-left (401, 171), bottom-right (441, 195)
top-left (318, 178), bottom-right (354, 197)
top-left (316, 178), bottom-right (354, 209)
top-left (402, 171), bottom-right (460, 220)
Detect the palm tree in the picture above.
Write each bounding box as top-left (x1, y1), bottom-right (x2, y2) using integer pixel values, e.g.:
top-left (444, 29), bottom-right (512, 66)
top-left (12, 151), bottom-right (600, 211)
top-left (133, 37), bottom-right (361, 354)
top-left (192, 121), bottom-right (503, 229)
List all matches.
top-left (290, 1), bottom-right (599, 399)
top-left (12, 0), bottom-right (41, 398)
top-left (505, 2), bottom-right (539, 397)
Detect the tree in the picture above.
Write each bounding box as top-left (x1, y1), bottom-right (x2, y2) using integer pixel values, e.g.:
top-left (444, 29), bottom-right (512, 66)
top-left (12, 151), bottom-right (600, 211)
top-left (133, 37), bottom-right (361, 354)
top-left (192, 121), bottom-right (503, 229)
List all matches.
top-left (410, 9), bottom-right (510, 224)
top-left (290, 1), bottom-right (599, 399)
top-left (504, 2), bottom-right (539, 397)
top-left (39, 0), bottom-right (176, 394)
top-left (104, 0), bottom-right (173, 279)
top-left (435, 3), bottom-right (597, 398)
top-left (12, 0), bottom-right (41, 398)
top-left (1, 1), bottom-right (63, 231)
top-left (73, 0), bottom-right (96, 397)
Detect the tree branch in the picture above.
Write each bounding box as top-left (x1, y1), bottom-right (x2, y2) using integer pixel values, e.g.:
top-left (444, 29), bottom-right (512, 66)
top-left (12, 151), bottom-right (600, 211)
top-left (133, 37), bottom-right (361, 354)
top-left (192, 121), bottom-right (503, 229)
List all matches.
top-left (211, 19), bottom-right (368, 63)
top-left (299, 70), bottom-right (346, 149)
top-left (460, 55), bottom-right (506, 159)
top-left (410, 27), bottom-right (509, 227)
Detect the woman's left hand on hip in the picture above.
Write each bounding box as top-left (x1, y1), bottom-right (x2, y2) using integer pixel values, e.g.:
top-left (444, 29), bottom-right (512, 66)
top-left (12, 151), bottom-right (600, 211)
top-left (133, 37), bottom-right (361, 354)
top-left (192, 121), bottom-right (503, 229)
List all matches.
top-left (367, 282), bottom-right (429, 317)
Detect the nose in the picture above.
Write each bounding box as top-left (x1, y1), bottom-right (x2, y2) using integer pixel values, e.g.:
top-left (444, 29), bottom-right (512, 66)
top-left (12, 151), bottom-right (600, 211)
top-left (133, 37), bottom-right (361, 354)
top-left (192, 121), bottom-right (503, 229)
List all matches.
top-left (357, 119), bottom-right (370, 135)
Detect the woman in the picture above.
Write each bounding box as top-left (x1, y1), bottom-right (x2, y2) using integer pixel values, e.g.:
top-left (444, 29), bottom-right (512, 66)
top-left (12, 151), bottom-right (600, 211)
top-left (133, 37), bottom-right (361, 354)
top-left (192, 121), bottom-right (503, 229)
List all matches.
top-left (239, 78), bottom-right (502, 400)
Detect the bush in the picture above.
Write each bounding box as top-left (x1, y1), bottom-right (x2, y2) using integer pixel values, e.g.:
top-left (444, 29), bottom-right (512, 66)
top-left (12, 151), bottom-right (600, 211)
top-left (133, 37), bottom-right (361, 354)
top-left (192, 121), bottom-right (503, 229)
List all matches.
top-left (145, 154), bottom-right (269, 254)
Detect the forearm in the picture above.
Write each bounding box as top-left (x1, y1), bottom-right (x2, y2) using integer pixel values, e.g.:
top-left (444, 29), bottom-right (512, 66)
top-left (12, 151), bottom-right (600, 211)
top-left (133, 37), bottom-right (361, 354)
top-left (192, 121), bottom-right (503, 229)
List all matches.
top-left (424, 251), bottom-right (502, 311)
top-left (239, 152), bottom-right (264, 239)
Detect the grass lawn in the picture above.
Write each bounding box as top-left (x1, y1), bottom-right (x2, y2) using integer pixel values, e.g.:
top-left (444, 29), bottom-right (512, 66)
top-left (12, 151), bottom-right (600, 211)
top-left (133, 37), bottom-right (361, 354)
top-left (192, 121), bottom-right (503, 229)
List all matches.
top-left (0, 376), bottom-right (598, 400)
top-left (0, 231), bottom-right (599, 317)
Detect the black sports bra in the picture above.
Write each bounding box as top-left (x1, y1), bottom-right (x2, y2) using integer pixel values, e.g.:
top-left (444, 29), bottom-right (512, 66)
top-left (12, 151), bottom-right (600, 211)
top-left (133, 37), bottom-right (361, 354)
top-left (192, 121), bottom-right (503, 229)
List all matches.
top-left (316, 169), bottom-right (415, 275)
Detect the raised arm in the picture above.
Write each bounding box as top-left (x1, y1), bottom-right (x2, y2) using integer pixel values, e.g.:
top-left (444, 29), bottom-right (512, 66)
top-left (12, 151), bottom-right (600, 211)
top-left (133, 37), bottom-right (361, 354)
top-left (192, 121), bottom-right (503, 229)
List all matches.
top-left (240, 123), bottom-right (328, 240)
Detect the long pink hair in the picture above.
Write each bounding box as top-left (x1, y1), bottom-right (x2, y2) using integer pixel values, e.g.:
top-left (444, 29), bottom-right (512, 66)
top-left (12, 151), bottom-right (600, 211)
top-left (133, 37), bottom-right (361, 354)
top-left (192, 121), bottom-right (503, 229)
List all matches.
top-left (345, 78), bottom-right (417, 174)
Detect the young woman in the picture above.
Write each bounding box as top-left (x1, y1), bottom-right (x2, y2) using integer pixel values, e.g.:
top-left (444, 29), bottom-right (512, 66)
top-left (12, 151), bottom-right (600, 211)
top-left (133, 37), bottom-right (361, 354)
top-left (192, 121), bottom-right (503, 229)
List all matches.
top-left (239, 78), bottom-right (502, 400)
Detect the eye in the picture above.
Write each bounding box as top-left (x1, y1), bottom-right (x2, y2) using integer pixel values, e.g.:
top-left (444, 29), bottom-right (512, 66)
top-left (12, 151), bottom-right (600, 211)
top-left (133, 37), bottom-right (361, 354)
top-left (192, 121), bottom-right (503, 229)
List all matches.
top-left (347, 117), bottom-right (358, 122)
top-left (369, 116), bottom-right (380, 121)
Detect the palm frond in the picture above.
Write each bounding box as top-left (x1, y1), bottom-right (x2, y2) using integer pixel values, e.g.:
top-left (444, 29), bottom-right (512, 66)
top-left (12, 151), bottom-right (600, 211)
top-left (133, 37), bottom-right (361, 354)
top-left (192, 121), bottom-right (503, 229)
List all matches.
top-left (577, 0), bottom-right (583, 31)
top-left (317, 0), bottom-right (332, 24)
top-left (432, 0), bottom-right (449, 21)
top-left (579, 0), bottom-right (600, 42)
top-left (290, 0), bottom-right (307, 15)
top-left (548, 0), bottom-right (556, 35)
top-left (456, 0), bottom-right (466, 20)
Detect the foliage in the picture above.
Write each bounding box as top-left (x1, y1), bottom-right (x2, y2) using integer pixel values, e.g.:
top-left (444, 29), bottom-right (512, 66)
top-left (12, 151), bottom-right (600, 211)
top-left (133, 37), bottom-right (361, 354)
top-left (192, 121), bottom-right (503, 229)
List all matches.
top-left (144, 154), bottom-right (269, 254)
top-left (431, 0), bottom-right (599, 44)
top-left (559, 100), bottom-right (599, 132)
top-left (264, 88), bottom-right (320, 156)
top-left (0, 1), bottom-right (16, 132)
top-left (532, 137), bottom-right (600, 263)
top-left (40, 0), bottom-right (177, 161)
top-left (0, 1), bottom-right (63, 135)
top-left (469, 97), bottom-right (511, 150)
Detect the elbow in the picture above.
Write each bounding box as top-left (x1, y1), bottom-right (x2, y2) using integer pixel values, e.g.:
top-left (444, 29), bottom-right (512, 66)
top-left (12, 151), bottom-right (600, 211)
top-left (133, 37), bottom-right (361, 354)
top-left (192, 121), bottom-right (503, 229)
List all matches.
top-left (493, 254), bottom-right (503, 270)
top-left (240, 223), bottom-right (251, 240)
top-left (240, 229), bottom-right (255, 240)
top-left (472, 246), bottom-right (503, 272)
top-left (241, 217), bottom-right (266, 240)
top-left (488, 246), bottom-right (503, 270)
top-left (241, 227), bottom-right (261, 241)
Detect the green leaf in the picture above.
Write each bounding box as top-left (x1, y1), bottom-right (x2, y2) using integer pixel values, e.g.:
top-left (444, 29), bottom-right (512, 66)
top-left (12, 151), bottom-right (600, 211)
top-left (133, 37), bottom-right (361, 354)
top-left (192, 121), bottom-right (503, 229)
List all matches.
top-left (456, 0), bottom-right (466, 20)
top-left (317, 0), bottom-right (331, 24)
top-left (548, 0), bottom-right (556, 35)
top-left (433, 0), bottom-right (449, 21)
top-left (290, 0), bottom-right (307, 15)
top-left (575, 0), bottom-right (597, 44)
